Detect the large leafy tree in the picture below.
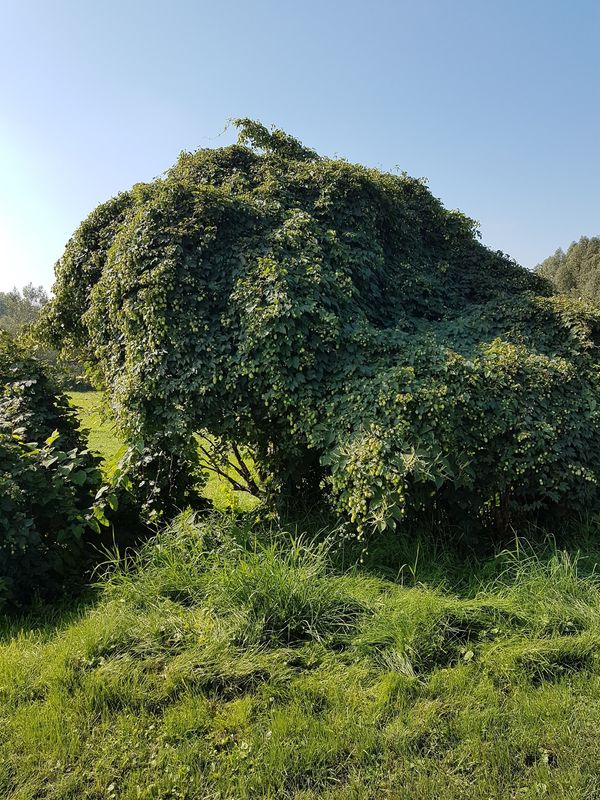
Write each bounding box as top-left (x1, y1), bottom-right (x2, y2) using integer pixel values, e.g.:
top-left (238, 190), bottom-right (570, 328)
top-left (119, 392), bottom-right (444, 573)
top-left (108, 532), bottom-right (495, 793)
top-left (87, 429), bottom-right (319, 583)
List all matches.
top-left (537, 236), bottom-right (600, 303)
top-left (41, 120), bottom-right (600, 531)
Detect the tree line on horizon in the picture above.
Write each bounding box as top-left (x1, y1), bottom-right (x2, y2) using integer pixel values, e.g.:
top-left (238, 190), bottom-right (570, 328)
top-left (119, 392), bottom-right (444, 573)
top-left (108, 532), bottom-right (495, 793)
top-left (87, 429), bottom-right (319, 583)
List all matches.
top-left (536, 235), bottom-right (600, 302)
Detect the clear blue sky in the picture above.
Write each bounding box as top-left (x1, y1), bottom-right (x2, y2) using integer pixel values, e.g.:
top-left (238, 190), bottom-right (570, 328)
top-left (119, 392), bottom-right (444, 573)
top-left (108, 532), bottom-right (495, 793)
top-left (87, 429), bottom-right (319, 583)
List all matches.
top-left (1, 0), bottom-right (599, 292)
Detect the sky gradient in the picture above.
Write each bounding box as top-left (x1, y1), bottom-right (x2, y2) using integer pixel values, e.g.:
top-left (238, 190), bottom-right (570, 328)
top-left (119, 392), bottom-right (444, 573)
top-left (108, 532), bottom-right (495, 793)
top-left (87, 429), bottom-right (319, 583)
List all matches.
top-left (1, 0), bottom-right (599, 292)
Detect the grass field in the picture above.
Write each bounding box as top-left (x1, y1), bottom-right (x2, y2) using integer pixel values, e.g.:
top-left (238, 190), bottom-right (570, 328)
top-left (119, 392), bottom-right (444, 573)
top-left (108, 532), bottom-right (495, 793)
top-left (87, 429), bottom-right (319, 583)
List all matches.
top-left (68, 391), bottom-right (124, 476)
top-left (2, 513), bottom-right (600, 798)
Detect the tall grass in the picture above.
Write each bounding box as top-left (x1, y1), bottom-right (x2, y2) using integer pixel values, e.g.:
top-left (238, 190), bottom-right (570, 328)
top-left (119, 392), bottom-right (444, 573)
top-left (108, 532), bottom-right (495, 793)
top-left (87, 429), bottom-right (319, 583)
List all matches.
top-left (3, 513), bottom-right (600, 798)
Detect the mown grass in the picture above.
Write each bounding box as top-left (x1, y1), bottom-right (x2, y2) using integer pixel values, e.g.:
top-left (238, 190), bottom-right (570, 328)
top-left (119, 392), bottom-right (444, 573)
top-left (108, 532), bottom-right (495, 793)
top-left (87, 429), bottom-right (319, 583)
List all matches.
top-left (68, 391), bottom-right (258, 512)
top-left (68, 391), bottom-right (124, 476)
top-left (2, 512), bottom-right (600, 799)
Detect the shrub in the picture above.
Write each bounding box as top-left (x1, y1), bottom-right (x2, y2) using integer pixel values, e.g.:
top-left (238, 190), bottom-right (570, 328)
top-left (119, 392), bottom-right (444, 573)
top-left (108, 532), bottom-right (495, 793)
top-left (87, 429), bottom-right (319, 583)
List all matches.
top-left (41, 120), bottom-right (600, 533)
top-left (0, 333), bottom-right (103, 607)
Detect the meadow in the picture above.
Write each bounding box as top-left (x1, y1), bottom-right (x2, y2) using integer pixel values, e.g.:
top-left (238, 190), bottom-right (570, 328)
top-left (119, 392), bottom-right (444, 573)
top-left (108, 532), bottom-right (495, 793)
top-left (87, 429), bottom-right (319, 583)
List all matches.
top-left (2, 396), bottom-right (600, 798)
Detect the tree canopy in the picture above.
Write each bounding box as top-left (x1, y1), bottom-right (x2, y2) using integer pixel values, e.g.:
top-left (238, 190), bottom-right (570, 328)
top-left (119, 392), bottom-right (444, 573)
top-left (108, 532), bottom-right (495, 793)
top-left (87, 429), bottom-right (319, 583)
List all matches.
top-left (537, 236), bottom-right (600, 304)
top-left (42, 120), bottom-right (600, 532)
top-left (0, 283), bottom-right (48, 337)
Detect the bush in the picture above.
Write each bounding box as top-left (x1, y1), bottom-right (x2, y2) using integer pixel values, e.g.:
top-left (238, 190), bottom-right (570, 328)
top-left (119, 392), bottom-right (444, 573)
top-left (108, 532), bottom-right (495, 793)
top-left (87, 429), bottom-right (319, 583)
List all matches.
top-left (0, 333), bottom-right (103, 607)
top-left (42, 119), bottom-right (600, 533)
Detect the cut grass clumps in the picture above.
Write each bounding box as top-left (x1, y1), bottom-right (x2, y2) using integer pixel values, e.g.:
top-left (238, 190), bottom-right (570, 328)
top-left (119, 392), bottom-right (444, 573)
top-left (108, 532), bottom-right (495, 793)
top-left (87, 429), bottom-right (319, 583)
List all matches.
top-left (106, 513), bottom-right (370, 648)
top-left (207, 542), bottom-right (369, 647)
top-left (481, 632), bottom-right (600, 687)
top-left (353, 593), bottom-right (527, 676)
top-left (3, 514), bottom-right (600, 798)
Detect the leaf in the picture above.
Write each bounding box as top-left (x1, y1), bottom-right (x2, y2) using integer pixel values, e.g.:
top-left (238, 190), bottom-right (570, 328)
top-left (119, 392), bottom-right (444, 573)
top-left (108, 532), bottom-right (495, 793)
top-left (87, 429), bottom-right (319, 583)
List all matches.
top-left (88, 517), bottom-right (101, 535)
top-left (93, 506), bottom-right (110, 526)
top-left (45, 429), bottom-right (61, 446)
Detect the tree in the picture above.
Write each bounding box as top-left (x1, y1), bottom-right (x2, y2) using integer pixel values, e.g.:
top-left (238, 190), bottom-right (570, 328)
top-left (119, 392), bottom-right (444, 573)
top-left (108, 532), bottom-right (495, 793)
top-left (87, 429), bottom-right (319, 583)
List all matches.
top-left (0, 283), bottom-right (48, 336)
top-left (41, 120), bottom-right (600, 532)
top-left (537, 236), bottom-right (600, 302)
top-left (1, 283), bottom-right (90, 388)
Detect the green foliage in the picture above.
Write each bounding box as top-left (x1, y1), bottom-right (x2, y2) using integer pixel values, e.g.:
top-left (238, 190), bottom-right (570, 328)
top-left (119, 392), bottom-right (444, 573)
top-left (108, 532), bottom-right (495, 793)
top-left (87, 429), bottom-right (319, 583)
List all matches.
top-left (4, 514), bottom-right (600, 797)
top-left (0, 283), bottom-right (48, 337)
top-left (0, 333), bottom-right (106, 608)
top-left (42, 119), bottom-right (600, 532)
top-left (0, 283), bottom-right (89, 389)
top-left (537, 235), bottom-right (600, 303)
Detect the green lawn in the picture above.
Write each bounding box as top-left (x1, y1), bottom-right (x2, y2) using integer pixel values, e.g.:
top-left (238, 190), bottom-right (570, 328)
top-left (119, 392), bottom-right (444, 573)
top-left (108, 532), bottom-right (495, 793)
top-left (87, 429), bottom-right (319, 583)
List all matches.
top-left (2, 513), bottom-right (600, 798)
top-left (68, 391), bottom-right (124, 476)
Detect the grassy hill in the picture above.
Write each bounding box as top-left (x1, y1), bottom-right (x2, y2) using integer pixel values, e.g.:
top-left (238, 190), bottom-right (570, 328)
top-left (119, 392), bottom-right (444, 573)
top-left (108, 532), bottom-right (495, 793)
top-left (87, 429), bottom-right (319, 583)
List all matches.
top-left (2, 514), bottom-right (600, 798)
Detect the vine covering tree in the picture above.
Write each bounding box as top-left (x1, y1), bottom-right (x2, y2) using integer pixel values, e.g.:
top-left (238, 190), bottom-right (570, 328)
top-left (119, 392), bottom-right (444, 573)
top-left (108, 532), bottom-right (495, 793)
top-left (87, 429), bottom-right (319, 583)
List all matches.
top-left (41, 120), bottom-right (600, 532)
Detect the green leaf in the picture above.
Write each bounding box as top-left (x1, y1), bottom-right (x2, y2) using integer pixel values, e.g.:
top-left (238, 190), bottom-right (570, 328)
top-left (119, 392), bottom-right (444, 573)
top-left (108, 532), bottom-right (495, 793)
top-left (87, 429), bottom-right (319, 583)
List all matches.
top-left (45, 429), bottom-right (60, 446)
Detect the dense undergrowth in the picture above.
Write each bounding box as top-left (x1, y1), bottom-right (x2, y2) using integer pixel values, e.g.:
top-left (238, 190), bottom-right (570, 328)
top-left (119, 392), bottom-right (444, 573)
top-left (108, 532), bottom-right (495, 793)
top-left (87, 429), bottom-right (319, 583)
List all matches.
top-left (3, 512), bottom-right (600, 799)
top-left (0, 336), bottom-right (105, 608)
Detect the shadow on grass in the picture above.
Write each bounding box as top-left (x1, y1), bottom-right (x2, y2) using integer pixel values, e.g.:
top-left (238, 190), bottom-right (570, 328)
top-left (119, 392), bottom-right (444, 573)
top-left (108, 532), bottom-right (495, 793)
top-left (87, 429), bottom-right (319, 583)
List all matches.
top-left (0, 591), bottom-right (98, 643)
top-left (275, 507), bottom-right (600, 596)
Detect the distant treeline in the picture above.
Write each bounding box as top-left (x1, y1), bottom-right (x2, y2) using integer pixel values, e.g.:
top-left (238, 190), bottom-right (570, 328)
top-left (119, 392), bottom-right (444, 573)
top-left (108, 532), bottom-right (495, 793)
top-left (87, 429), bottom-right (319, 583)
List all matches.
top-left (537, 236), bottom-right (600, 303)
top-left (0, 283), bottom-right (49, 337)
top-left (0, 284), bottom-right (88, 389)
